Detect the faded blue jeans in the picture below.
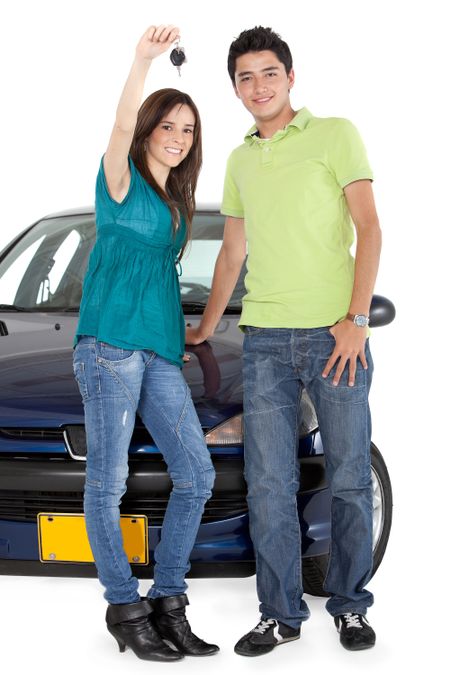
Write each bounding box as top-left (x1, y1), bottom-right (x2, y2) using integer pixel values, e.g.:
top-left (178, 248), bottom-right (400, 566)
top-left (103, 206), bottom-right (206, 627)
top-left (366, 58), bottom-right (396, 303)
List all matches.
top-left (73, 336), bottom-right (215, 605)
top-left (242, 326), bottom-right (374, 627)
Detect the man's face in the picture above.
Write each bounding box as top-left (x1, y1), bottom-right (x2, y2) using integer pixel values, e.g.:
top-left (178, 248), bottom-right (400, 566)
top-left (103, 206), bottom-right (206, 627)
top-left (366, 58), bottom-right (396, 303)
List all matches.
top-left (233, 50), bottom-right (295, 124)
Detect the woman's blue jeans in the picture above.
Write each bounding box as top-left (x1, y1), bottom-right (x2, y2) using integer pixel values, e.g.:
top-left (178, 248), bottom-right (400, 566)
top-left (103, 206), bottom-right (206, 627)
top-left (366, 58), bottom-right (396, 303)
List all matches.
top-left (73, 336), bottom-right (215, 605)
top-left (242, 326), bottom-right (374, 628)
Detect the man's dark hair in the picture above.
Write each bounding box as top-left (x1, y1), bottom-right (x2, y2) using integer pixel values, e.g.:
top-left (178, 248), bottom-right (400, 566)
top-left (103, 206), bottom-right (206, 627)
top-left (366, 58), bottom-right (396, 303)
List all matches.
top-left (227, 26), bottom-right (293, 83)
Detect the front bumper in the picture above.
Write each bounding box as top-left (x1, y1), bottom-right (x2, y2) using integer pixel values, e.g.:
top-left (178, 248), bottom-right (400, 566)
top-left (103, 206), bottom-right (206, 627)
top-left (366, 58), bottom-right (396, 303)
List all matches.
top-left (0, 453), bottom-right (331, 576)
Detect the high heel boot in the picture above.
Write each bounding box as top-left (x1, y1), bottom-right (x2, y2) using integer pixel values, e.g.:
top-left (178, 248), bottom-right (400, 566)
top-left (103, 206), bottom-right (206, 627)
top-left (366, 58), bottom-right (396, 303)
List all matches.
top-left (149, 594), bottom-right (219, 656)
top-left (105, 597), bottom-right (184, 661)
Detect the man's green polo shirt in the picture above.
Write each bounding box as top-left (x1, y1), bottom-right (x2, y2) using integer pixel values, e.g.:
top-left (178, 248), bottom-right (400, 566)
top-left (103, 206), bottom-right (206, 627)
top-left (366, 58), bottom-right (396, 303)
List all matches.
top-left (221, 107), bottom-right (373, 328)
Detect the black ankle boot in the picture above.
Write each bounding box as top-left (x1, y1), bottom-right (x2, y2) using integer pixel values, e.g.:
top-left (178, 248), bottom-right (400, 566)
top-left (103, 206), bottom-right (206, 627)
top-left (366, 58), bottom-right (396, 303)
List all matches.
top-left (106, 598), bottom-right (184, 661)
top-left (149, 594), bottom-right (219, 656)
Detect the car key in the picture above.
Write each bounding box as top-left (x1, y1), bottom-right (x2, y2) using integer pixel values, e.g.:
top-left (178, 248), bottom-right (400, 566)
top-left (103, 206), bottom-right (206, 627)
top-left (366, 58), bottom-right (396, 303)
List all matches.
top-left (170, 41), bottom-right (186, 76)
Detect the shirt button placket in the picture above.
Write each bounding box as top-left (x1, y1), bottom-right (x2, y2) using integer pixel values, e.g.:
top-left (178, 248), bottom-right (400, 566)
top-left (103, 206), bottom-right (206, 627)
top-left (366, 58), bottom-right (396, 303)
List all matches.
top-left (261, 144), bottom-right (273, 165)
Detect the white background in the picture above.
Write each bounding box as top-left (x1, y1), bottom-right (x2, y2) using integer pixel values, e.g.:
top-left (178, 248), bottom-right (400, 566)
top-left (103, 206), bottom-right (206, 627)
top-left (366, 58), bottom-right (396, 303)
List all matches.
top-left (0, 0), bottom-right (448, 672)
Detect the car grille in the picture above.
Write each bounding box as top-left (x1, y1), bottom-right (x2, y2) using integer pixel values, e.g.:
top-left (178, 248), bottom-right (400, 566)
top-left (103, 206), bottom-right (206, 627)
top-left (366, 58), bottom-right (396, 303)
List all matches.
top-left (64, 425), bottom-right (216, 460)
top-left (0, 428), bottom-right (64, 441)
top-left (63, 424), bottom-right (158, 459)
top-left (0, 490), bottom-right (247, 525)
top-left (1, 426), bottom-right (153, 449)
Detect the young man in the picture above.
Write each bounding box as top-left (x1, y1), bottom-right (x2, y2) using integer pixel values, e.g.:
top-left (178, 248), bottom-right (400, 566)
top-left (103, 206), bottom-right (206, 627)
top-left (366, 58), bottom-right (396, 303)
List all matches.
top-left (186, 26), bottom-right (381, 655)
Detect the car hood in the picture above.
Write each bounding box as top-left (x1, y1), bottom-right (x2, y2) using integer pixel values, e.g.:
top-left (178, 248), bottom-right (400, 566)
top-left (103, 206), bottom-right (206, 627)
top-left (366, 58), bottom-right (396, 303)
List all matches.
top-left (0, 312), bottom-right (244, 430)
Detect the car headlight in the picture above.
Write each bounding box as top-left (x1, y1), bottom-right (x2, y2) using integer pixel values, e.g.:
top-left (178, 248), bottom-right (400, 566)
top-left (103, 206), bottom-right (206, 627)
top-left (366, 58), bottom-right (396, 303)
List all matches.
top-left (204, 393), bottom-right (318, 447)
top-left (204, 414), bottom-right (243, 446)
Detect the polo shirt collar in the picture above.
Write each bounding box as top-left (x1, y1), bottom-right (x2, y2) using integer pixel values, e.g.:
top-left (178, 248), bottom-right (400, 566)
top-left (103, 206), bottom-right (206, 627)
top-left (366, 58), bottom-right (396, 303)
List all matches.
top-left (245, 107), bottom-right (312, 144)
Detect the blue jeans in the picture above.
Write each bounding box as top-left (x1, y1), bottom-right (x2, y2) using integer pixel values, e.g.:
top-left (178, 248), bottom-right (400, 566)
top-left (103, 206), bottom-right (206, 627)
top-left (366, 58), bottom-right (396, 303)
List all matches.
top-left (73, 336), bottom-right (215, 605)
top-left (242, 326), bottom-right (374, 627)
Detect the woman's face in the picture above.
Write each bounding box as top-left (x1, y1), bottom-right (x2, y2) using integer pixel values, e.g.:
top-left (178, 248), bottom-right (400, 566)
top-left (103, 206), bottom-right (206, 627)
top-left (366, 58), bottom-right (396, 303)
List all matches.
top-left (146, 103), bottom-right (196, 173)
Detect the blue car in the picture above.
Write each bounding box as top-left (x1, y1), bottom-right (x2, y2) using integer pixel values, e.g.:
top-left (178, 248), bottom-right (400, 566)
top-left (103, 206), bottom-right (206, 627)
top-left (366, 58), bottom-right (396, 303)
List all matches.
top-left (0, 207), bottom-right (394, 595)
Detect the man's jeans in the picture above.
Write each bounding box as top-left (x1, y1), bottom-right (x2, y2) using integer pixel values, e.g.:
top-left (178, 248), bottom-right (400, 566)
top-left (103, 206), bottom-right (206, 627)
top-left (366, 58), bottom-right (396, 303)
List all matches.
top-left (242, 326), bottom-right (374, 628)
top-left (73, 336), bottom-right (215, 605)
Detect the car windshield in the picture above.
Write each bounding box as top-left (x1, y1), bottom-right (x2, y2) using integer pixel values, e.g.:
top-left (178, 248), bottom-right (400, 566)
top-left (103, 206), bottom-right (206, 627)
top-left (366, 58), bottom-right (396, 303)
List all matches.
top-left (0, 212), bottom-right (246, 312)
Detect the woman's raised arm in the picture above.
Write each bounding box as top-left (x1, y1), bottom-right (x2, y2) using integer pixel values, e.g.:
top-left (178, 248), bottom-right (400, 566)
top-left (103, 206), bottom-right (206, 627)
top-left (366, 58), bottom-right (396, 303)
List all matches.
top-left (103, 24), bottom-right (180, 202)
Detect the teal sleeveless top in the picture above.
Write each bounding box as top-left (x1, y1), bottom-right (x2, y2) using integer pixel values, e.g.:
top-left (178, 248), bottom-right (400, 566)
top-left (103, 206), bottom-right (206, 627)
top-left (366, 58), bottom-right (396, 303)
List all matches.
top-left (74, 156), bottom-right (186, 367)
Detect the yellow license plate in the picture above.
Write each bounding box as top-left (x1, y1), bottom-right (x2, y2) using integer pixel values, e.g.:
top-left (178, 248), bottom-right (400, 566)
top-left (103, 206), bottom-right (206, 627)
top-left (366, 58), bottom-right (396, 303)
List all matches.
top-left (37, 513), bottom-right (148, 564)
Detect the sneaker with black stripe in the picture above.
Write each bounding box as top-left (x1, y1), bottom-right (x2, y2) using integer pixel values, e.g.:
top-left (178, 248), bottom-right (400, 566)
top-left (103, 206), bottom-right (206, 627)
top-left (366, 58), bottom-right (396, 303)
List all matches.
top-left (334, 613), bottom-right (376, 651)
top-left (234, 618), bottom-right (301, 657)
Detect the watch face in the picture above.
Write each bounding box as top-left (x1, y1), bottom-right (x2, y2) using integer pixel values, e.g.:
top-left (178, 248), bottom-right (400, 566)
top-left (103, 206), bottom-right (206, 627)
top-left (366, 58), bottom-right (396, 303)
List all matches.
top-left (355, 314), bottom-right (369, 327)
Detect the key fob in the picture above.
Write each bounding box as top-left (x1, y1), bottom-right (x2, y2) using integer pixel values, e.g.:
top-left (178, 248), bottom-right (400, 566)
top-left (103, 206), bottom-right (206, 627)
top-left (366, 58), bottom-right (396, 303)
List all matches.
top-left (170, 47), bottom-right (186, 67)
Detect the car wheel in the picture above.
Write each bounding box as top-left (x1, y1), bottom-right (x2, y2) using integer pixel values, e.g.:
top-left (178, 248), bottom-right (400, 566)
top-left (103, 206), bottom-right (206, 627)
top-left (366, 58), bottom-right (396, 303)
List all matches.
top-left (302, 442), bottom-right (393, 597)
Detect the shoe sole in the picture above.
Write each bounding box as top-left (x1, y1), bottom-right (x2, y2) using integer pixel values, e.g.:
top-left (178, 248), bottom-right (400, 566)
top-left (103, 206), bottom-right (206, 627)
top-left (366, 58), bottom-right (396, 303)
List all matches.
top-left (340, 639), bottom-right (376, 651)
top-left (234, 634), bottom-right (300, 657)
top-left (162, 638), bottom-right (219, 657)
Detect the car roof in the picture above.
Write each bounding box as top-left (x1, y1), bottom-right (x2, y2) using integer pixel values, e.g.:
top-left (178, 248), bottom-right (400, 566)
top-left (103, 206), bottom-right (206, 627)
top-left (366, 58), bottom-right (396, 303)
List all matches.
top-left (42, 204), bottom-right (221, 219)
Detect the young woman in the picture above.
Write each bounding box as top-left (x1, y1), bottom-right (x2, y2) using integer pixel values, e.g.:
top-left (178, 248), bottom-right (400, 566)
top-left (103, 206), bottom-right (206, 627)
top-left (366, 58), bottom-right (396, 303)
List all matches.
top-left (72, 24), bottom-right (218, 662)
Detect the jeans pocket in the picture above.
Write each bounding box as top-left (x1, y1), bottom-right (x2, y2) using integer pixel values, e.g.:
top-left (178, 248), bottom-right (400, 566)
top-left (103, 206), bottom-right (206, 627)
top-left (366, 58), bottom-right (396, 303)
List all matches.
top-left (73, 361), bottom-right (89, 401)
top-left (97, 340), bottom-right (135, 362)
top-left (243, 325), bottom-right (264, 336)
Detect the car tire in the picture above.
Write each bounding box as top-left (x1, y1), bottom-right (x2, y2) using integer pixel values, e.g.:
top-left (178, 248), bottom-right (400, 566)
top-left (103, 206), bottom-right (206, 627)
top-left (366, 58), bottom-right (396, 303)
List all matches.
top-left (302, 442), bottom-right (393, 597)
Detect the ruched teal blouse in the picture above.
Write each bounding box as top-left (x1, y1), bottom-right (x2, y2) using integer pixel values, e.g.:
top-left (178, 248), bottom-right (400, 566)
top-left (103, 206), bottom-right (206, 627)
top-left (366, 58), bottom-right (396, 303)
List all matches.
top-left (74, 156), bottom-right (186, 367)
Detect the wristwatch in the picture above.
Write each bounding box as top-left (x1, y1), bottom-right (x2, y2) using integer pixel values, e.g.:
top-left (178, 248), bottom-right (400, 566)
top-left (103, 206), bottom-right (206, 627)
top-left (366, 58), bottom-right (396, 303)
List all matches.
top-left (346, 312), bottom-right (370, 328)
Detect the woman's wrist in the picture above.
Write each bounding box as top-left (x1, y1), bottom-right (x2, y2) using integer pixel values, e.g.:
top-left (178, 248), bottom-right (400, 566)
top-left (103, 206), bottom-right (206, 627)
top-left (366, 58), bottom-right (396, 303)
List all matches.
top-left (132, 54), bottom-right (153, 70)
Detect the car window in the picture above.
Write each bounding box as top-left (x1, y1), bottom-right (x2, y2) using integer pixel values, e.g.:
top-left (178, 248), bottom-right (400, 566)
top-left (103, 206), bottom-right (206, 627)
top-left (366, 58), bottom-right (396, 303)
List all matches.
top-left (0, 212), bottom-right (246, 311)
top-left (180, 214), bottom-right (246, 308)
top-left (0, 216), bottom-right (95, 310)
top-left (0, 234), bottom-right (45, 304)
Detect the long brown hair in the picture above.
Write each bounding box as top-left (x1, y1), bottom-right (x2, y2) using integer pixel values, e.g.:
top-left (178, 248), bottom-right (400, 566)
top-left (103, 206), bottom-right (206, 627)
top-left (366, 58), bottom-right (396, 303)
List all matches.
top-left (130, 88), bottom-right (202, 260)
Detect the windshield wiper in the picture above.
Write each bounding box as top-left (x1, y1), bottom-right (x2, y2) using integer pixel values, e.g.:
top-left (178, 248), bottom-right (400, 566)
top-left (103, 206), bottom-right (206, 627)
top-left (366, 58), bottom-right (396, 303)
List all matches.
top-left (182, 302), bottom-right (241, 314)
top-left (182, 302), bottom-right (207, 312)
top-left (0, 303), bottom-right (32, 312)
top-left (223, 305), bottom-right (241, 314)
top-left (0, 304), bottom-right (82, 313)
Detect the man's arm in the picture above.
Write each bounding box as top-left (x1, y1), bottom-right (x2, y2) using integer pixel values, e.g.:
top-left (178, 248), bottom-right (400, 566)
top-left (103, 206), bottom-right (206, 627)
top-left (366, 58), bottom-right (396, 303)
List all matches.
top-left (185, 216), bottom-right (246, 344)
top-left (322, 179), bottom-right (382, 386)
